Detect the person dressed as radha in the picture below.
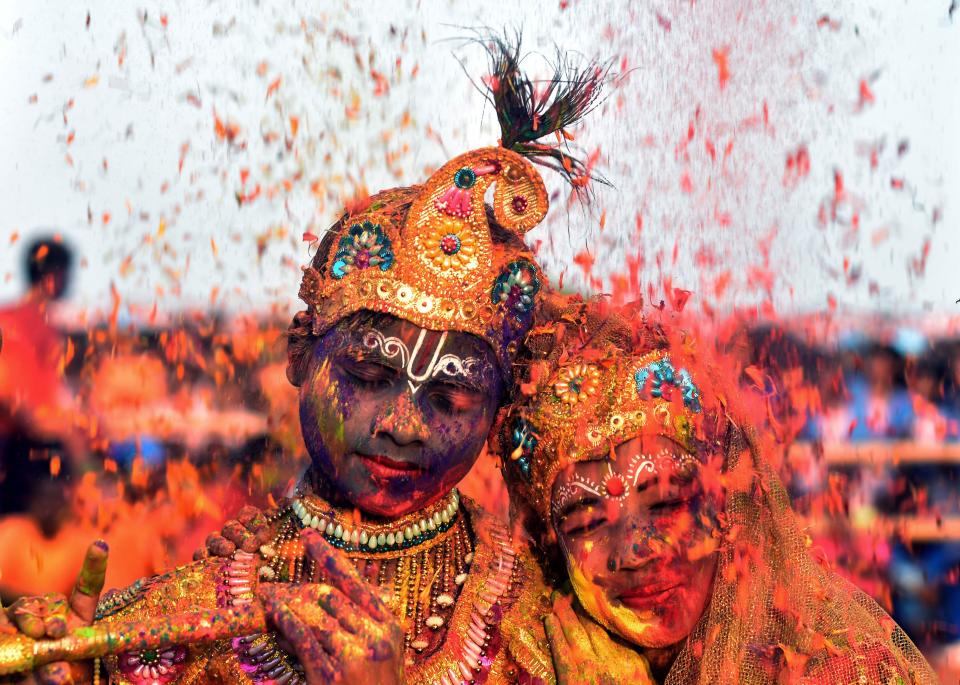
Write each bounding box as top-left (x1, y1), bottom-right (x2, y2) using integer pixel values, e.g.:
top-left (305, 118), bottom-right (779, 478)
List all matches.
top-left (0, 37), bottom-right (608, 685)
top-left (495, 299), bottom-right (939, 684)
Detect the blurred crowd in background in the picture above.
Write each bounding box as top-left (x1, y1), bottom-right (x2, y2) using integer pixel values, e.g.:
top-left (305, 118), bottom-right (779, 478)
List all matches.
top-left (2, 238), bottom-right (959, 671)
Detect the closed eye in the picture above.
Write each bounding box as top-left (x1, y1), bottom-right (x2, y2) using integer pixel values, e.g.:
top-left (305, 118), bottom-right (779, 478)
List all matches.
top-left (648, 498), bottom-right (691, 513)
top-left (560, 517), bottom-right (609, 538)
top-left (339, 358), bottom-right (399, 387)
top-left (556, 496), bottom-right (607, 538)
top-left (426, 383), bottom-right (484, 414)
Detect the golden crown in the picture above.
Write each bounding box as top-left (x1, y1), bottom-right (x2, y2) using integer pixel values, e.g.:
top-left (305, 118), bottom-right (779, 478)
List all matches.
top-left (297, 147), bottom-right (549, 369)
top-left (504, 347), bottom-right (704, 519)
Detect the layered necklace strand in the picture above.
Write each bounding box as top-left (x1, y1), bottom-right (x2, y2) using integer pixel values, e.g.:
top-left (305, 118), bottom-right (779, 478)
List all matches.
top-left (257, 488), bottom-right (473, 653)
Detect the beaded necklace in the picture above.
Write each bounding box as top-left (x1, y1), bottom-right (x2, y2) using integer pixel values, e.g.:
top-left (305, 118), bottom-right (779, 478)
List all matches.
top-left (290, 489), bottom-right (461, 554)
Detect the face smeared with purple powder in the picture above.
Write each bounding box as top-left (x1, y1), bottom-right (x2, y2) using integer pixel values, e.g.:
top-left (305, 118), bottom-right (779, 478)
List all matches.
top-left (298, 312), bottom-right (504, 518)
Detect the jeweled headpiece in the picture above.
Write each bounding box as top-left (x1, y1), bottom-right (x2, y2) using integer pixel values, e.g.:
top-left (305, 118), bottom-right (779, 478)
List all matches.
top-left (295, 36), bottom-right (608, 371)
top-left (499, 303), bottom-right (706, 520)
top-left (298, 149), bottom-right (548, 371)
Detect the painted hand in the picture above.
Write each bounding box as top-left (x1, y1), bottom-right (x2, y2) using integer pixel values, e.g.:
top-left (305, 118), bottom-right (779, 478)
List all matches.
top-left (195, 505), bottom-right (272, 560)
top-left (0, 541), bottom-right (109, 685)
top-left (544, 593), bottom-right (654, 685)
top-left (257, 530), bottom-right (405, 685)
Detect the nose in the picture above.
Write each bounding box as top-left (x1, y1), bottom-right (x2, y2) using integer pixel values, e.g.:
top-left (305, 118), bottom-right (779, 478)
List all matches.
top-left (607, 520), bottom-right (660, 573)
top-left (371, 389), bottom-right (432, 446)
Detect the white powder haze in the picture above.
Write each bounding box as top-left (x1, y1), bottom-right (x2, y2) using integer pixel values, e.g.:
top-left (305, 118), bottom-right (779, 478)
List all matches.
top-left (0, 0), bottom-right (957, 323)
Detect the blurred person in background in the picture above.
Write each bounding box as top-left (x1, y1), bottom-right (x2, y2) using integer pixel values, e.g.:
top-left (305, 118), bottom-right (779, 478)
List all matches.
top-left (908, 352), bottom-right (952, 443)
top-left (886, 343), bottom-right (960, 654)
top-left (0, 237), bottom-right (84, 513)
top-left (846, 340), bottom-right (915, 441)
top-left (0, 237), bottom-right (86, 471)
top-left (941, 341), bottom-right (960, 440)
top-left (0, 237), bottom-right (95, 600)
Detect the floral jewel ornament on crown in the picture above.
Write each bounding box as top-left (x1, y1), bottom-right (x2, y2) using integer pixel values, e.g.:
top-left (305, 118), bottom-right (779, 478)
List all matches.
top-left (500, 304), bottom-right (708, 520)
top-left (296, 35), bottom-right (609, 372)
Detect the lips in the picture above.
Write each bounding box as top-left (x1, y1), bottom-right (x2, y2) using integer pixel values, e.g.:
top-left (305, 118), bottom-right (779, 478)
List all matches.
top-left (617, 584), bottom-right (680, 608)
top-left (358, 453), bottom-right (426, 480)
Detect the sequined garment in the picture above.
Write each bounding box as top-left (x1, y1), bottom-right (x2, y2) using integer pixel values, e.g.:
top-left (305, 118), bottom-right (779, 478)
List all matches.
top-left (95, 498), bottom-right (554, 685)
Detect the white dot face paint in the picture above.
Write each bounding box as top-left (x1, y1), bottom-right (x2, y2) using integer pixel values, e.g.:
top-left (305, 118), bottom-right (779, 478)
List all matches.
top-left (551, 447), bottom-right (696, 519)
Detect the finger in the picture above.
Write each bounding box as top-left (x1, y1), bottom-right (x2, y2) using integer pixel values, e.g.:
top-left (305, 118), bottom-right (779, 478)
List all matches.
top-left (193, 546), bottom-right (209, 561)
top-left (10, 598), bottom-right (47, 639)
top-left (287, 592), bottom-right (343, 656)
top-left (313, 582), bottom-right (363, 635)
top-left (259, 587), bottom-right (335, 684)
top-left (545, 614), bottom-right (580, 683)
top-left (544, 614), bottom-right (570, 652)
top-left (301, 530), bottom-right (390, 621)
top-left (259, 582), bottom-right (364, 636)
top-left (580, 614), bottom-right (617, 660)
top-left (237, 506), bottom-right (270, 536)
top-left (551, 594), bottom-right (594, 656)
top-left (68, 540), bottom-right (109, 623)
top-left (205, 533), bottom-right (236, 558)
top-left (360, 559), bottom-right (381, 583)
top-left (41, 595), bottom-right (68, 639)
top-left (238, 535), bottom-right (260, 554)
top-left (36, 662), bottom-right (73, 685)
top-left (222, 520), bottom-right (258, 552)
top-left (255, 526), bottom-right (274, 548)
top-left (235, 505), bottom-right (262, 527)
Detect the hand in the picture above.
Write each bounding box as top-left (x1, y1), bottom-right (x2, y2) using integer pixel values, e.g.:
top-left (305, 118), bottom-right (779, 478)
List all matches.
top-left (258, 530), bottom-right (405, 685)
top-left (0, 541), bottom-right (109, 685)
top-left (544, 592), bottom-right (654, 685)
top-left (195, 505), bottom-right (272, 560)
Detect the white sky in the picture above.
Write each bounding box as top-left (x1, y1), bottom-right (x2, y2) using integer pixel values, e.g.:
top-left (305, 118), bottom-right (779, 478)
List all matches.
top-left (0, 0), bottom-right (958, 325)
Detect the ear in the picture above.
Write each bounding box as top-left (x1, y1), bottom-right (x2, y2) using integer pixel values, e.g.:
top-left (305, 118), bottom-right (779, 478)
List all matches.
top-left (286, 359), bottom-right (304, 387)
top-left (286, 338), bottom-right (316, 387)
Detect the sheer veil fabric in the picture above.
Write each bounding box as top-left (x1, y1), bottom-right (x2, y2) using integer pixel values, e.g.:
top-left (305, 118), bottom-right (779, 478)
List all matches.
top-left (665, 424), bottom-right (937, 684)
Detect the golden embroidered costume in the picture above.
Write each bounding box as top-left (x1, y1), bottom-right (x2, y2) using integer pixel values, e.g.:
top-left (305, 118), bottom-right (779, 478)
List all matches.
top-left (497, 302), bottom-right (938, 684)
top-left (93, 497), bottom-right (553, 685)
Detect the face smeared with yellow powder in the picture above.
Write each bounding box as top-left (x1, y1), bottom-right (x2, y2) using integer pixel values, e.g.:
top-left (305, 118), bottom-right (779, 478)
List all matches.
top-left (551, 433), bottom-right (722, 648)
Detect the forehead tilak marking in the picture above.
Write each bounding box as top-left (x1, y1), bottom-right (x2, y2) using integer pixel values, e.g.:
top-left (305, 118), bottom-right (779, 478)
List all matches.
top-left (550, 448), bottom-right (695, 518)
top-left (359, 326), bottom-right (486, 395)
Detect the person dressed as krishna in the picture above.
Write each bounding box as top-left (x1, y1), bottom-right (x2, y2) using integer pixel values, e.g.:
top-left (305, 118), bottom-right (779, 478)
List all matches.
top-left (0, 36), bottom-right (607, 685)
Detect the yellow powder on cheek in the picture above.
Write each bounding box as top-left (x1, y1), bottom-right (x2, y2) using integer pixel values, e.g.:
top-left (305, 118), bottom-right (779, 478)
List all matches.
top-left (309, 360), bottom-right (347, 452)
top-left (686, 532), bottom-right (719, 562)
top-left (567, 561), bottom-right (654, 645)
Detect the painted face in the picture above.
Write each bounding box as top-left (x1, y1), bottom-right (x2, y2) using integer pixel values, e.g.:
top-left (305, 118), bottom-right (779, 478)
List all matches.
top-left (299, 312), bottom-right (504, 518)
top-left (551, 433), bottom-right (722, 648)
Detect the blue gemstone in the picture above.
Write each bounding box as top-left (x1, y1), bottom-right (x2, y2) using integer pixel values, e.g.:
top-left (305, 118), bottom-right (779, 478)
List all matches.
top-left (454, 167), bottom-right (477, 189)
